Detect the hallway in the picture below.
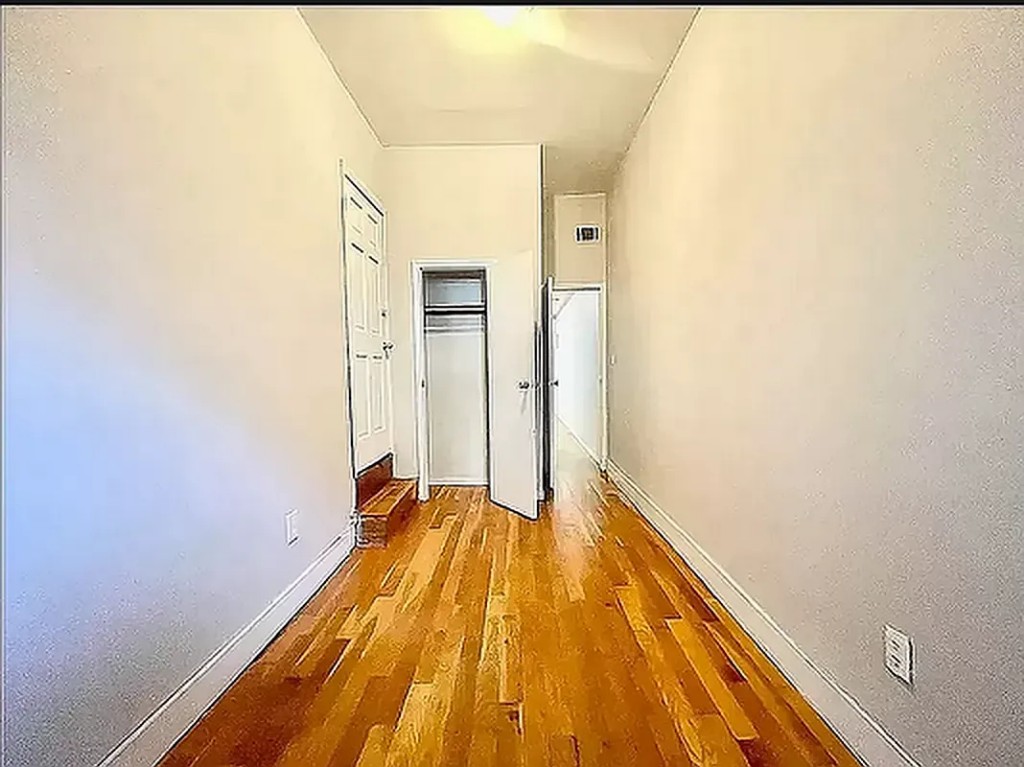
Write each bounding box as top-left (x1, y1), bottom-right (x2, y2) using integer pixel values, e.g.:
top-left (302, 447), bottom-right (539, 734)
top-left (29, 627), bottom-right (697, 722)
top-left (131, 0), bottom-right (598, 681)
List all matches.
top-left (6, 9), bottom-right (1023, 766)
top-left (160, 433), bottom-right (858, 767)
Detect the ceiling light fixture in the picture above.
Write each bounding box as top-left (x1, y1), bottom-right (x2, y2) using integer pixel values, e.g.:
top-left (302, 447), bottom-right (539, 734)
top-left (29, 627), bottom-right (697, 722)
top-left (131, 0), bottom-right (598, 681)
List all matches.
top-left (479, 6), bottom-right (528, 29)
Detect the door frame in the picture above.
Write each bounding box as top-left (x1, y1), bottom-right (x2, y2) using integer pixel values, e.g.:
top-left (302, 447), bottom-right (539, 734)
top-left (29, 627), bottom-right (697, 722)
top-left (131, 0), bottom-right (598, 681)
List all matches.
top-left (541, 277), bottom-right (555, 494)
top-left (550, 282), bottom-right (607, 472)
top-left (338, 164), bottom-right (394, 491)
top-left (411, 259), bottom-right (497, 502)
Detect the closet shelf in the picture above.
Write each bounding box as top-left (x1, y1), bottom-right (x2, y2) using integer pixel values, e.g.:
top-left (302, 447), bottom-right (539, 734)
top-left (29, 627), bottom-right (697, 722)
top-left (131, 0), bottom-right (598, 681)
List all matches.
top-left (425, 303), bottom-right (486, 315)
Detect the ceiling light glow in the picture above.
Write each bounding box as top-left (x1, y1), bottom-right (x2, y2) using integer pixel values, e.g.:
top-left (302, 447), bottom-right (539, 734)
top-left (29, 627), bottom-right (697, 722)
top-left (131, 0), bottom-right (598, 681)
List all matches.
top-left (480, 6), bottom-right (527, 29)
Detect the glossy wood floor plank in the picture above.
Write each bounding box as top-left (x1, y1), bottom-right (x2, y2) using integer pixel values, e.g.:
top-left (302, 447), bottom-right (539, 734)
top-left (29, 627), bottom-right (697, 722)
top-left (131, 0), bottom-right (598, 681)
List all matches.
top-left (160, 430), bottom-right (860, 767)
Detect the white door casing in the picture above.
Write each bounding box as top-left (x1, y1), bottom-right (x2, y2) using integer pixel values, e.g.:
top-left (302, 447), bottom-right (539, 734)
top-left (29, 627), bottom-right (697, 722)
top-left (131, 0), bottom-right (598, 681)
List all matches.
top-left (541, 277), bottom-right (556, 493)
top-left (487, 251), bottom-right (539, 519)
top-left (344, 178), bottom-right (393, 472)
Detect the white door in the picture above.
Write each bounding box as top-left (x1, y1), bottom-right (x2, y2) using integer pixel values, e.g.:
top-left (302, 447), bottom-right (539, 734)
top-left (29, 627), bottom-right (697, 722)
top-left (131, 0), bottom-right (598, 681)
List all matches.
top-left (487, 251), bottom-right (539, 519)
top-left (344, 179), bottom-right (392, 472)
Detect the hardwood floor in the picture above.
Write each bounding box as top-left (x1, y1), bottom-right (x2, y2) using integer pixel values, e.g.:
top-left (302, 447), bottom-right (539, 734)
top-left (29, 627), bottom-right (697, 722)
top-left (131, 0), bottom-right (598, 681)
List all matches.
top-left (160, 431), bottom-right (860, 767)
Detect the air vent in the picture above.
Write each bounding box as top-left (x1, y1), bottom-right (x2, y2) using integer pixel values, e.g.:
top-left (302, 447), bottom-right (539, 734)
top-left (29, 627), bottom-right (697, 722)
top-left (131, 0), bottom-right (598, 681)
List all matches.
top-left (575, 224), bottom-right (600, 244)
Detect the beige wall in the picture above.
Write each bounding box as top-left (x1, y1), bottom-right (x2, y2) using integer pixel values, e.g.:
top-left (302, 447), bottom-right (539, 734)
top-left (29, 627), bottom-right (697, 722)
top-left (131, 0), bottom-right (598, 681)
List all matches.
top-left (380, 145), bottom-right (542, 477)
top-left (2, 8), bottom-right (381, 766)
top-left (609, 8), bottom-right (1024, 767)
top-left (542, 193), bottom-right (556, 280)
top-left (553, 193), bottom-right (606, 284)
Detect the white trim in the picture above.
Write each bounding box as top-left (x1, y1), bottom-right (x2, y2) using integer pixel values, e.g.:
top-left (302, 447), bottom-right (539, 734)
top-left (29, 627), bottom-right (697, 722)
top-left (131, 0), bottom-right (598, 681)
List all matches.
top-left (605, 460), bottom-right (921, 767)
top-left (555, 192), bottom-right (606, 200)
top-left (601, 193), bottom-right (609, 476)
top-left (99, 531), bottom-right (355, 767)
top-left (411, 262), bottom-right (428, 502)
top-left (429, 478), bottom-right (488, 487)
top-left (536, 145), bottom-right (545, 502)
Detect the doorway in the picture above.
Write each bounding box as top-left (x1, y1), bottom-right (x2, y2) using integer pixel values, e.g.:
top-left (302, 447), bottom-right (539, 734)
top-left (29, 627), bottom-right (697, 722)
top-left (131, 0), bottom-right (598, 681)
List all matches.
top-left (341, 172), bottom-right (393, 475)
top-left (542, 283), bottom-right (606, 494)
top-left (412, 257), bottom-right (539, 520)
top-left (422, 270), bottom-right (489, 487)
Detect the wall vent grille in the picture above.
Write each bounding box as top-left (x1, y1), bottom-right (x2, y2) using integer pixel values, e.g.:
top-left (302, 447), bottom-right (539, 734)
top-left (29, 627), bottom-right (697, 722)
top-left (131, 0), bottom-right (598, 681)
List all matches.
top-left (575, 225), bottom-right (600, 244)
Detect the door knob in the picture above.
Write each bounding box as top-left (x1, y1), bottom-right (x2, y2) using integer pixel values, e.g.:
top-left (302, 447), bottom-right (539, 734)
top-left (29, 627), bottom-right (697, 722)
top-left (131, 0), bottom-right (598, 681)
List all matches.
top-left (517, 380), bottom-right (531, 390)
top-left (550, 379), bottom-right (559, 386)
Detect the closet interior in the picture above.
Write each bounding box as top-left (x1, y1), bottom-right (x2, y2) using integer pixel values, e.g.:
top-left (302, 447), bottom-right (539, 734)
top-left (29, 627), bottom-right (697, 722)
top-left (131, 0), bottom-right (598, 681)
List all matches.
top-left (422, 269), bottom-right (490, 488)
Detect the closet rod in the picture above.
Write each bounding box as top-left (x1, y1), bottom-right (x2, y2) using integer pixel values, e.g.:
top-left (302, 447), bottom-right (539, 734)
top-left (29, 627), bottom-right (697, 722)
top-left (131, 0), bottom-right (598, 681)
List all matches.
top-left (425, 304), bottom-right (486, 315)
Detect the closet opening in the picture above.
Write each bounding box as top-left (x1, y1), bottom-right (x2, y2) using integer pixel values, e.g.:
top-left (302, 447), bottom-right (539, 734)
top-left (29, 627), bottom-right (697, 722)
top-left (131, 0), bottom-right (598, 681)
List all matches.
top-left (413, 266), bottom-right (491, 501)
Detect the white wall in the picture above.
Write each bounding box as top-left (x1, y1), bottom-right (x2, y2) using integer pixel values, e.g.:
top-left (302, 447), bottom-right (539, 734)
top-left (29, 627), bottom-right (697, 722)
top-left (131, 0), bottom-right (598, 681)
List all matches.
top-left (553, 193), bottom-right (606, 284)
top-left (380, 145), bottom-right (542, 478)
top-left (2, 8), bottom-right (381, 766)
top-left (426, 319), bottom-right (488, 484)
top-left (554, 291), bottom-right (602, 463)
top-left (608, 8), bottom-right (1024, 767)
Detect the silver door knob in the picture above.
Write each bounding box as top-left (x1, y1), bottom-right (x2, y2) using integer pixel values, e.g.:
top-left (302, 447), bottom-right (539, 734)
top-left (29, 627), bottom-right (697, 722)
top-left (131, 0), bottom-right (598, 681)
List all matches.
top-left (517, 380), bottom-right (531, 390)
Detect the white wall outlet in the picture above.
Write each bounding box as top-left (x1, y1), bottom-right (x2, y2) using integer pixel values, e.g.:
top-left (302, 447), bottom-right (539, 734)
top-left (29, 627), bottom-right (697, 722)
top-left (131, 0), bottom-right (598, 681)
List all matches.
top-left (884, 624), bottom-right (913, 686)
top-left (285, 510), bottom-right (299, 545)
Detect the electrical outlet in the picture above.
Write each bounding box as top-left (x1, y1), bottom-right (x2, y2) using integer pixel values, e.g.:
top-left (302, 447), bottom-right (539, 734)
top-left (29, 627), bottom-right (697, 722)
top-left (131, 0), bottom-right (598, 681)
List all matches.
top-left (285, 510), bottom-right (299, 545)
top-left (884, 624), bottom-right (913, 686)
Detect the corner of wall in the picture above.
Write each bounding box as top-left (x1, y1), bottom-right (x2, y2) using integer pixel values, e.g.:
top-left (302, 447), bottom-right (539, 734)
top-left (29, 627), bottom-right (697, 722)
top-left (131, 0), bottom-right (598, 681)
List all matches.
top-left (294, 8), bottom-right (386, 155)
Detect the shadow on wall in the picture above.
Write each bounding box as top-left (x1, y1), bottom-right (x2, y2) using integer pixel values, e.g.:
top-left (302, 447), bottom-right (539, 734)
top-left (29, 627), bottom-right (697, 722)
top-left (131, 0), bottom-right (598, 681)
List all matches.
top-left (3, 6), bottom-right (373, 766)
top-left (3, 270), bottom-right (350, 766)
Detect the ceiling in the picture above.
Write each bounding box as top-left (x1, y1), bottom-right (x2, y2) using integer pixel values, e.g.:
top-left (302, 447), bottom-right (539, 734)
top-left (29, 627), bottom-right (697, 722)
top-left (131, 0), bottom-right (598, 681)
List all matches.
top-left (300, 6), bottom-right (697, 194)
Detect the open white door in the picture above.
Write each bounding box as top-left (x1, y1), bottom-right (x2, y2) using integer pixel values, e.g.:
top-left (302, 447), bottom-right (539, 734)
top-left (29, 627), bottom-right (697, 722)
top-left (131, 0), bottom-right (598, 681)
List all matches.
top-left (488, 251), bottom-right (539, 519)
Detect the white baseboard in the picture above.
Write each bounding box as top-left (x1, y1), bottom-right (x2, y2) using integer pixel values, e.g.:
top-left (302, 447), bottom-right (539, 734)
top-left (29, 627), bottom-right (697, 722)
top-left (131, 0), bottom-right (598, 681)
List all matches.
top-left (429, 477), bottom-right (487, 486)
top-left (606, 461), bottom-right (920, 767)
top-left (99, 528), bottom-right (356, 767)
